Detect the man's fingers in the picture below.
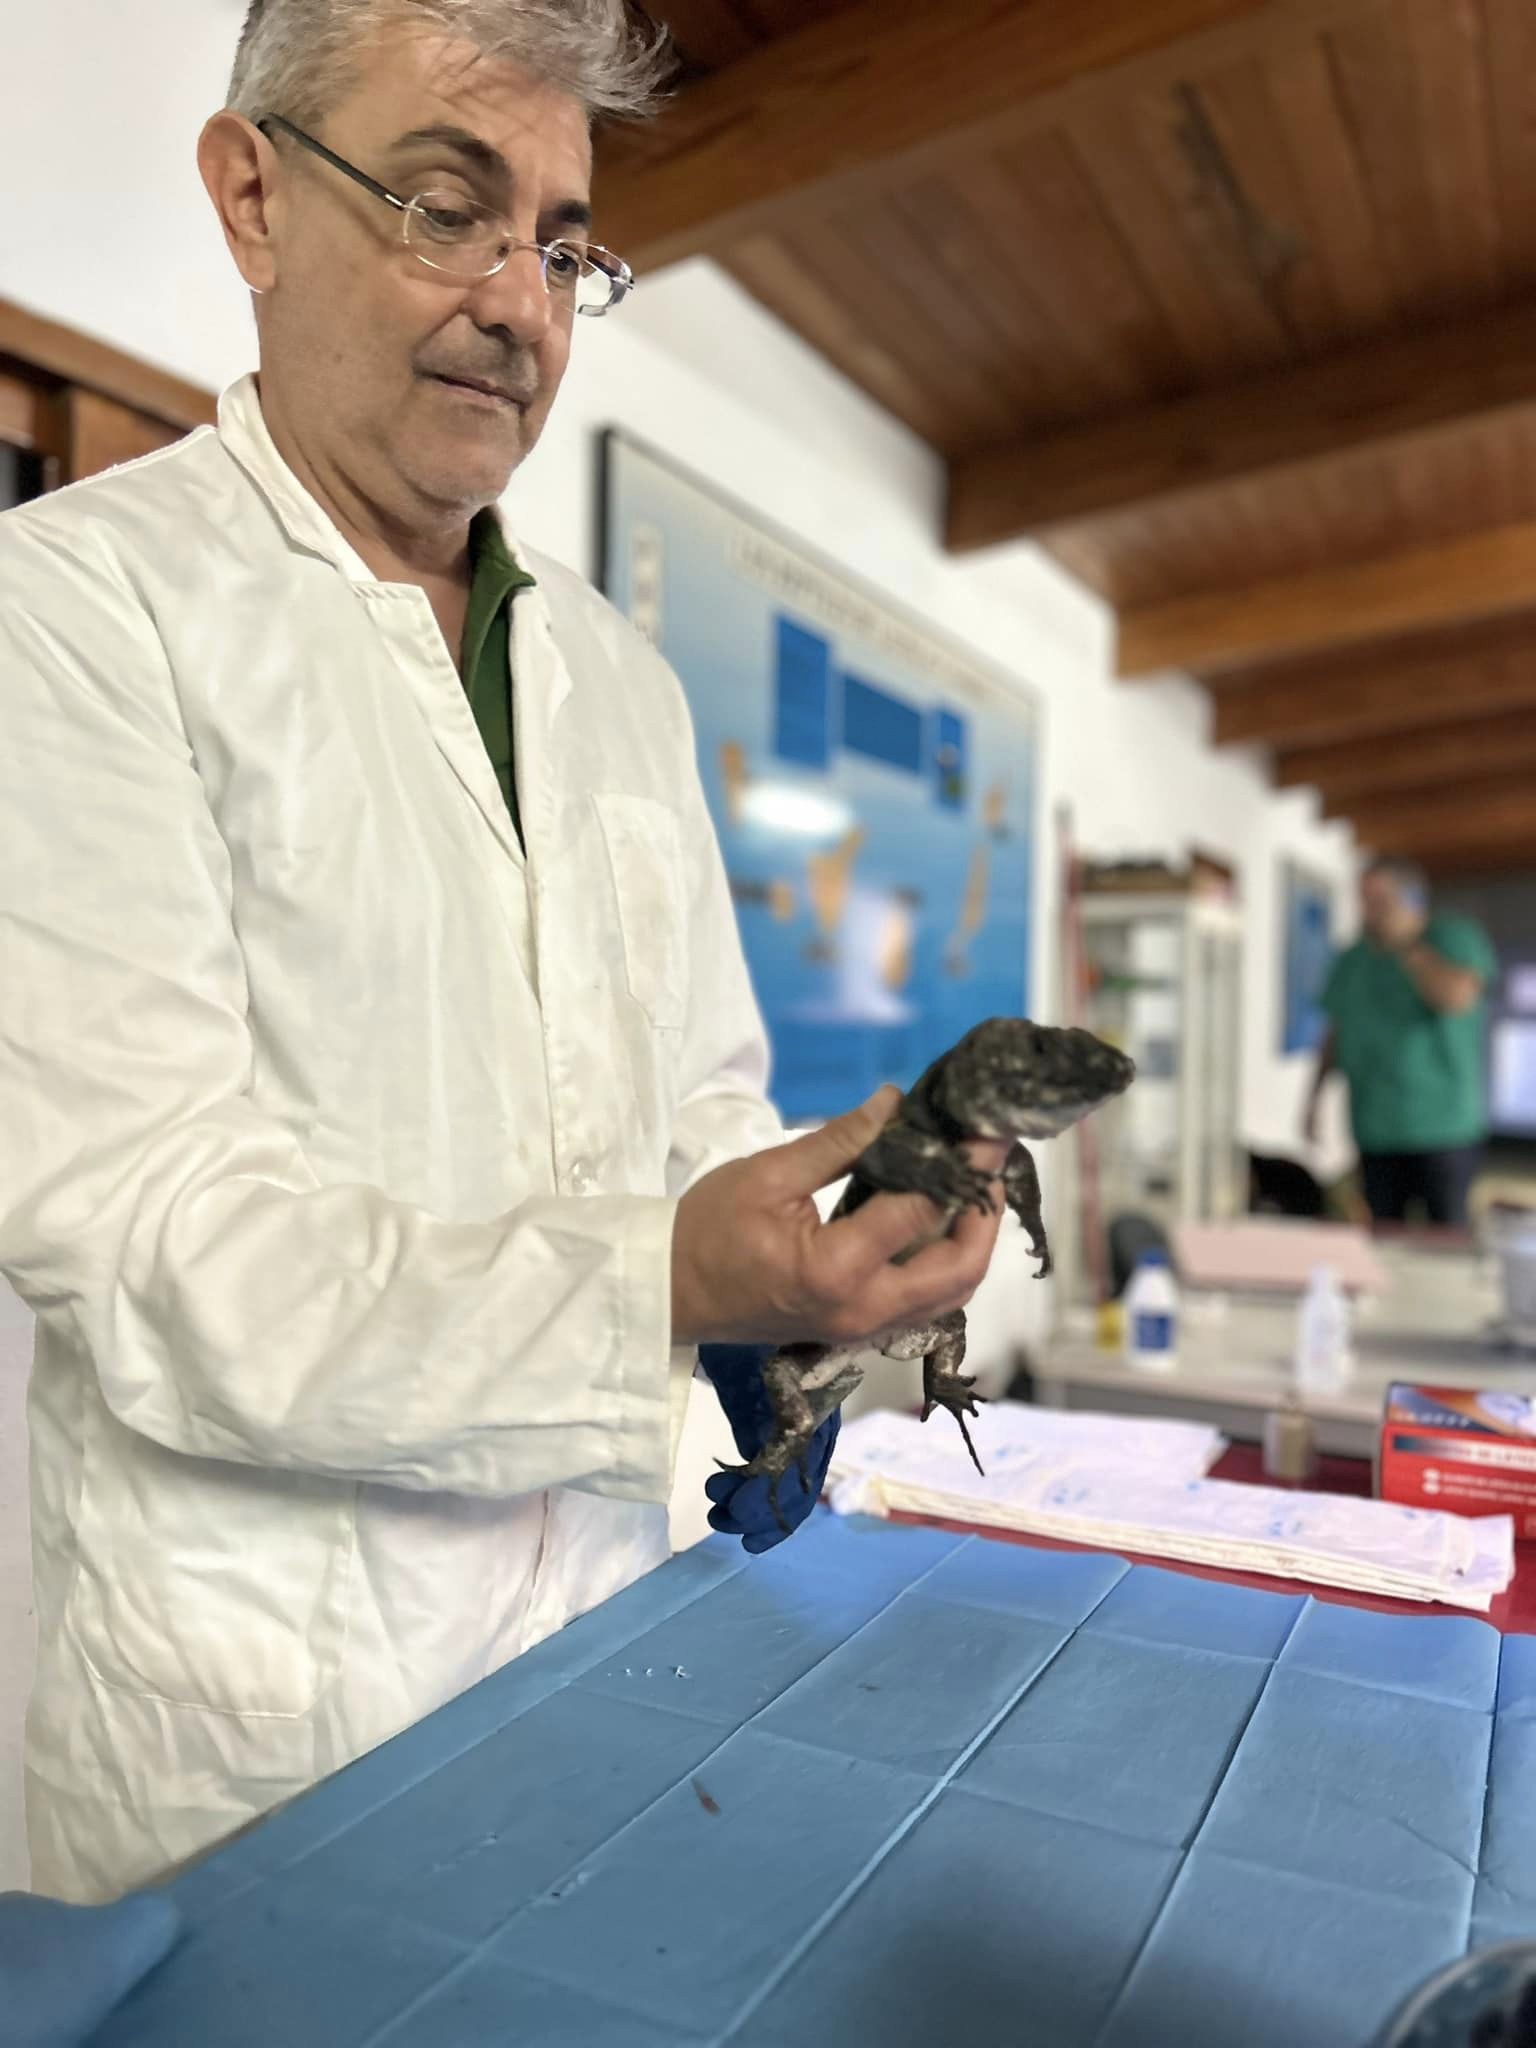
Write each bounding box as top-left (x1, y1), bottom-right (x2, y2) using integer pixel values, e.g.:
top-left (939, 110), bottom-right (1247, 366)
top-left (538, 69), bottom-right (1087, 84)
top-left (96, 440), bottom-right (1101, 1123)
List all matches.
top-left (864, 1203), bottom-right (1004, 1324)
top-left (965, 1138), bottom-right (1012, 1177)
top-left (840, 1189), bottom-right (954, 1265)
top-left (820, 1162), bottom-right (1007, 1282)
top-left (946, 1198), bottom-right (1006, 1254)
top-left (772, 1085), bottom-right (902, 1195)
top-left (903, 1201), bottom-right (1003, 1296)
top-left (852, 1263), bottom-right (976, 1340)
top-left (816, 1184), bottom-right (1003, 1328)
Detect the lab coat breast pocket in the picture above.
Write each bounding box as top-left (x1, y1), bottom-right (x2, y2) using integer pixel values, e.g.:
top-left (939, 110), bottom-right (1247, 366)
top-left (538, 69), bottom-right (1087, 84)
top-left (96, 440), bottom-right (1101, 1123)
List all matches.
top-left (593, 793), bottom-right (689, 1032)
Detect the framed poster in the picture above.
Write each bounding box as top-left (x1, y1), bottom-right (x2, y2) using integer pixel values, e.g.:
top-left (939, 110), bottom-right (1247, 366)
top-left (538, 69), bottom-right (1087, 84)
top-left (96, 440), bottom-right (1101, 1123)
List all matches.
top-left (1280, 860), bottom-right (1335, 1056)
top-left (598, 431), bottom-right (1040, 1124)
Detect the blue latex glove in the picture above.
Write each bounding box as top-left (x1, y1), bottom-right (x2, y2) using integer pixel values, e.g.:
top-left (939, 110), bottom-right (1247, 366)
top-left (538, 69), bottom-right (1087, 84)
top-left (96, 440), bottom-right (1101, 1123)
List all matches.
top-left (0, 1889), bottom-right (183, 2047)
top-left (1376, 1940), bottom-right (1536, 2045)
top-left (698, 1342), bottom-right (841, 1555)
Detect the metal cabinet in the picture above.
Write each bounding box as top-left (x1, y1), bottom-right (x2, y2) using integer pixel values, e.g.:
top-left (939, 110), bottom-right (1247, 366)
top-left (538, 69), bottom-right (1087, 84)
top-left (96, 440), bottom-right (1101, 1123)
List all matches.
top-left (1057, 891), bottom-right (1245, 1301)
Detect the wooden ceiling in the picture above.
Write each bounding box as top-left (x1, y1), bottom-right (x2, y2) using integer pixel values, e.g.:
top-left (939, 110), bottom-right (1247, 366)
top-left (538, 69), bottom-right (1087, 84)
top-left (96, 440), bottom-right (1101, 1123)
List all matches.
top-left (598, 0), bottom-right (1536, 878)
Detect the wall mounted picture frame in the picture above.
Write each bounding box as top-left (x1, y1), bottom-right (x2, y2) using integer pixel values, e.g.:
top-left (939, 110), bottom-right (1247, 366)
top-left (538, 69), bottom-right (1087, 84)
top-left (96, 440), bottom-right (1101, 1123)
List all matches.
top-left (1280, 858), bottom-right (1335, 1057)
top-left (598, 430), bottom-right (1041, 1123)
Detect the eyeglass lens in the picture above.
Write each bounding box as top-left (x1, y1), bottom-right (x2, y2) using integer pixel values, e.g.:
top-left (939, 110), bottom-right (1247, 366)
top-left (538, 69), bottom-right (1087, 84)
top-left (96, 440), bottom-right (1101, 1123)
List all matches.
top-left (406, 193), bottom-right (619, 312)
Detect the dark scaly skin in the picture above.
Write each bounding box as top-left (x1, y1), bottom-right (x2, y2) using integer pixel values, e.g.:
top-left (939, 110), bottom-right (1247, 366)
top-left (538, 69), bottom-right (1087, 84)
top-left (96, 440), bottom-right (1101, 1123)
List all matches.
top-left (721, 1019), bottom-right (1136, 1526)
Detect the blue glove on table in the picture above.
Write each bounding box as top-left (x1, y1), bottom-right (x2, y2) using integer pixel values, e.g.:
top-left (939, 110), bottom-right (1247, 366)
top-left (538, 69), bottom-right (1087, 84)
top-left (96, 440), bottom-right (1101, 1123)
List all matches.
top-left (0, 1888), bottom-right (183, 2047)
top-left (698, 1342), bottom-right (841, 1555)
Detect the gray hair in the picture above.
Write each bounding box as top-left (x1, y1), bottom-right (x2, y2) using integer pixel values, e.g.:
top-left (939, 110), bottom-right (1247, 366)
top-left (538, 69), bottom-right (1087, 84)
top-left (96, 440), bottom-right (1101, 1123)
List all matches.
top-left (228, 0), bottom-right (672, 129)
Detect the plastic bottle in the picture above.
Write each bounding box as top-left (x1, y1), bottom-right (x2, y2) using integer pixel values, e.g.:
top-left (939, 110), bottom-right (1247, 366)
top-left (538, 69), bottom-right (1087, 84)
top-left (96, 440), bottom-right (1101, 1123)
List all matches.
top-left (1123, 1250), bottom-right (1179, 1372)
top-left (1263, 1397), bottom-right (1318, 1487)
top-left (1293, 1264), bottom-right (1353, 1397)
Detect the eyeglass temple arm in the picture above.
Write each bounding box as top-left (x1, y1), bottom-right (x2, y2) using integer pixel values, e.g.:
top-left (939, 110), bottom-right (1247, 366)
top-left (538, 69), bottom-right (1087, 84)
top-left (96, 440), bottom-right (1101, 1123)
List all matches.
top-left (256, 113), bottom-right (630, 297)
top-left (256, 115), bottom-right (410, 215)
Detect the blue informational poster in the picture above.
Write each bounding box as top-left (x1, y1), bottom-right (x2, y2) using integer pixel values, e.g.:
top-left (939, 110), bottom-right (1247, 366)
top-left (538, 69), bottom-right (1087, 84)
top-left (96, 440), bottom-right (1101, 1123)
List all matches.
top-left (598, 432), bottom-right (1039, 1124)
top-left (1281, 861), bottom-right (1335, 1056)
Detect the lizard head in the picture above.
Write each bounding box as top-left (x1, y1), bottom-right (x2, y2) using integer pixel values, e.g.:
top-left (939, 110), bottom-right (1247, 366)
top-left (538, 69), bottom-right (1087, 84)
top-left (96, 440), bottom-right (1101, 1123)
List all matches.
top-left (931, 1017), bottom-right (1136, 1141)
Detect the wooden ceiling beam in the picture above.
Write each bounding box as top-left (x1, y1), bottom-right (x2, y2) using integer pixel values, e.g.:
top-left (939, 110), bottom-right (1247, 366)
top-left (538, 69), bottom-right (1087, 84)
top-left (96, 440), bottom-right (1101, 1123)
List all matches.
top-left (1119, 519), bottom-right (1536, 678)
top-left (1421, 839), bottom-right (1536, 881)
top-left (595, 0), bottom-right (1364, 274)
top-left (0, 295), bottom-right (214, 433)
top-left (948, 301), bottom-right (1536, 552)
top-left (1212, 615), bottom-right (1536, 749)
top-left (1342, 772), bottom-right (1535, 857)
top-left (1277, 711), bottom-right (1536, 808)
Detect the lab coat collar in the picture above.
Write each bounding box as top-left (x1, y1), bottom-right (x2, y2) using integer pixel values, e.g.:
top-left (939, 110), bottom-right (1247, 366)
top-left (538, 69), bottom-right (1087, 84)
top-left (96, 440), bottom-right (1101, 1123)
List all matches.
top-left (216, 373), bottom-right (571, 863)
top-left (217, 374), bottom-right (378, 582)
top-left (215, 373), bottom-right (541, 604)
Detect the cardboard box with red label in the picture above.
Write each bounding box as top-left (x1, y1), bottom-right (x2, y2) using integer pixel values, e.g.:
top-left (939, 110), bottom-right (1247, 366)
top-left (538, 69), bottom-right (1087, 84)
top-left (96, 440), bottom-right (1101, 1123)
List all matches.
top-left (1379, 1384), bottom-right (1536, 1540)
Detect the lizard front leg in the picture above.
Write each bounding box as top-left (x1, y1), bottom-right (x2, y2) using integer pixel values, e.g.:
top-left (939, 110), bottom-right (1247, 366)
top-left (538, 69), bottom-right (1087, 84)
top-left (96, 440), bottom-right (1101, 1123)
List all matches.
top-left (845, 1122), bottom-right (998, 1242)
top-left (1003, 1142), bottom-right (1052, 1278)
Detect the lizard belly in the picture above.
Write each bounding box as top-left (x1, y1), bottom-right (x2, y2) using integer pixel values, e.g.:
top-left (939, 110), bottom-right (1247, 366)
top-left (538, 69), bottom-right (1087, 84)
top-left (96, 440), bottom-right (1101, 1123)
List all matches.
top-left (796, 1344), bottom-right (868, 1391)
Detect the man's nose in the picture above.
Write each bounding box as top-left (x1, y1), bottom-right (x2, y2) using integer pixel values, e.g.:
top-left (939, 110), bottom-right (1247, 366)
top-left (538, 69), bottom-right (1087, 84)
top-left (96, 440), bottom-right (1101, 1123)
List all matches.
top-left (464, 245), bottom-right (555, 347)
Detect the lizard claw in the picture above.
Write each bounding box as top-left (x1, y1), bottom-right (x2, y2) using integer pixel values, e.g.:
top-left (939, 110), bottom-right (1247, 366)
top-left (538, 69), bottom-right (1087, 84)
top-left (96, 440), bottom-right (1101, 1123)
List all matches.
top-left (715, 1456), bottom-right (794, 1533)
top-left (921, 1372), bottom-right (981, 1423)
top-left (899, 1156), bottom-right (996, 1219)
top-left (955, 1163), bottom-right (998, 1216)
top-left (921, 1373), bottom-right (987, 1476)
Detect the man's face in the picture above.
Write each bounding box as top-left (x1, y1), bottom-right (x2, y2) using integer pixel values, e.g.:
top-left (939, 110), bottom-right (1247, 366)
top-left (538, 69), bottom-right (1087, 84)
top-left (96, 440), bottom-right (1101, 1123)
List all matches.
top-left (1361, 867), bottom-right (1423, 946)
top-left (258, 31), bottom-right (592, 513)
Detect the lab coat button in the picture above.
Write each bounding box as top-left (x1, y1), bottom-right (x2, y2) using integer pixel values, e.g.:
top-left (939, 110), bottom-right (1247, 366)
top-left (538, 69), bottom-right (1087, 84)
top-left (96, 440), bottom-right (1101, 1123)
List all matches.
top-left (569, 1158), bottom-right (595, 1193)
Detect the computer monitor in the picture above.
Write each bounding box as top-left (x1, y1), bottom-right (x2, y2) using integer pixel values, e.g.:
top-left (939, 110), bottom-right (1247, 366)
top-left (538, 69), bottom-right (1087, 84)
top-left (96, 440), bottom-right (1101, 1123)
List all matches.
top-left (1491, 1016), bottom-right (1536, 1139)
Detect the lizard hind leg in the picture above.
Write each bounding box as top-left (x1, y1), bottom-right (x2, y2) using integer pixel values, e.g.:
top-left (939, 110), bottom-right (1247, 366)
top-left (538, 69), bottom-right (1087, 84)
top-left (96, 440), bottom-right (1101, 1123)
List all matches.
top-left (717, 1347), bottom-right (866, 1533)
top-left (918, 1311), bottom-right (986, 1475)
top-left (793, 1357), bottom-right (865, 1497)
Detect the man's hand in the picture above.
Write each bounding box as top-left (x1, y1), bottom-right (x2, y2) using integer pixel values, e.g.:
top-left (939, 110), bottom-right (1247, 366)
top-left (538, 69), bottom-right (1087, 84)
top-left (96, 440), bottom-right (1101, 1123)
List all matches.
top-left (1301, 1091), bottom-right (1321, 1148)
top-left (698, 1342), bottom-right (841, 1554)
top-left (671, 1087), bottom-right (1009, 1349)
top-left (0, 1890), bottom-right (183, 2048)
top-left (1396, 940), bottom-right (1484, 1016)
top-left (1376, 899), bottom-right (1429, 954)
top-left (1302, 1026), bottom-right (1337, 1149)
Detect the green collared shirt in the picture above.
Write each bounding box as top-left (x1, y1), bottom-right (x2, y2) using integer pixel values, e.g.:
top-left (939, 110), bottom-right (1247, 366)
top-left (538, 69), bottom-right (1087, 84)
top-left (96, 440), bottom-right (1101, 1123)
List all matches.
top-left (461, 510), bottom-right (536, 849)
top-left (1322, 913), bottom-right (1499, 1152)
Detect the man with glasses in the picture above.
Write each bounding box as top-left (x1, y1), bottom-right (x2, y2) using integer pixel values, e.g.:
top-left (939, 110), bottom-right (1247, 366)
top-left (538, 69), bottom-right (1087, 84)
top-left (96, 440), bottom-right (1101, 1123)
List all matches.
top-left (0, 0), bottom-right (1007, 1904)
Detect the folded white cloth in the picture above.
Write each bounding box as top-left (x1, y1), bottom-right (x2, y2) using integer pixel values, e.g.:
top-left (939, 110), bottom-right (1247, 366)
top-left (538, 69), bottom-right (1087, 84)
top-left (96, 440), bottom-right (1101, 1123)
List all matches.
top-left (832, 1403), bottom-right (1227, 1488)
top-left (828, 1404), bottom-right (1515, 1613)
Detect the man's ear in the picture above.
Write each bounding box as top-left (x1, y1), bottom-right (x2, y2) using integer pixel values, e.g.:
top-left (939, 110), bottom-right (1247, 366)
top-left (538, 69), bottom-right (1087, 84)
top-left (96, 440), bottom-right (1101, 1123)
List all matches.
top-left (198, 110), bottom-right (281, 295)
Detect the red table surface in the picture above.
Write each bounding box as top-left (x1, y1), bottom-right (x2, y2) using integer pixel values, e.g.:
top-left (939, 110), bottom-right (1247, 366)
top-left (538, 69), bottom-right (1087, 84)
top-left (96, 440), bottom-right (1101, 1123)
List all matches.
top-left (890, 1443), bottom-right (1536, 1636)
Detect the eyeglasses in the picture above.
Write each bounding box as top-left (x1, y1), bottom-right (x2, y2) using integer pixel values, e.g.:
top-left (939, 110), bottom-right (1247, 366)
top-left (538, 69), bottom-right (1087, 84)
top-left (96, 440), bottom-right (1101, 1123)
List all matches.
top-left (256, 114), bottom-right (633, 317)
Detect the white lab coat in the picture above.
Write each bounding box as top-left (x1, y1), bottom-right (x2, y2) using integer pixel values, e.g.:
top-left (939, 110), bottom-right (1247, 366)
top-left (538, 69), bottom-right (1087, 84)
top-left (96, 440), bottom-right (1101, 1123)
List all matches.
top-left (0, 375), bottom-right (781, 1903)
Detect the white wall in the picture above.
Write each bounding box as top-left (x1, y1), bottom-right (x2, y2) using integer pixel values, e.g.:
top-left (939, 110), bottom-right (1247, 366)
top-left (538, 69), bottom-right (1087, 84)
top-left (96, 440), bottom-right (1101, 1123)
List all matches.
top-left (0, 0), bottom-right (1361, 1159)
top-left (0, 0), bottom-right (1358, 1891)
top-left (2, 0), bottom-right (1360, 1090)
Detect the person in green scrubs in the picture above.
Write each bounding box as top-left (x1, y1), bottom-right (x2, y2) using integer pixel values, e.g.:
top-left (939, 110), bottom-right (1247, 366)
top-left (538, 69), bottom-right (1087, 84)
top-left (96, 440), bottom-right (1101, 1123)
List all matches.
top-left (1305, 858), bottom-right (1499, 1225)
